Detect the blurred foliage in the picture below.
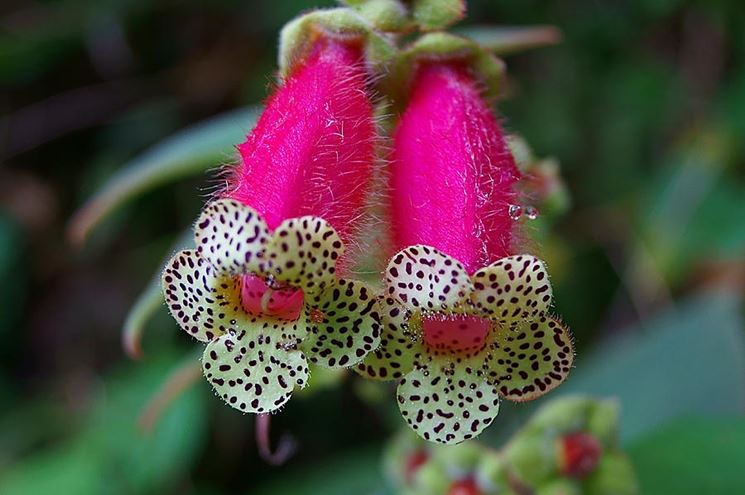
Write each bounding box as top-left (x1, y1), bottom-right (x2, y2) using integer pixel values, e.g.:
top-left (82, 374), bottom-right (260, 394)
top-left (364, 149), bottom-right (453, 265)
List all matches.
top-left (1, 0), bottom-right (745, 494)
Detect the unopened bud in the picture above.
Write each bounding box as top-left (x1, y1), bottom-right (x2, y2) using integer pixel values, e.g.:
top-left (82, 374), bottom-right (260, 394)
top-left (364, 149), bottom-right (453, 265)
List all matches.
top-left (503, 432), bottom-right (557, 486)
top-left (536, 479), bottom-right (582, 495)
top-left (559, 432), bottom-right (603, 479)
top-left (412, 460), bottom-right (452, 495)
top-left (587, 399), bottom-right (620, 447)
top-left (432, 441), bottom-right (483, 476)
top-left (584, 453), bottom-right (639, 495)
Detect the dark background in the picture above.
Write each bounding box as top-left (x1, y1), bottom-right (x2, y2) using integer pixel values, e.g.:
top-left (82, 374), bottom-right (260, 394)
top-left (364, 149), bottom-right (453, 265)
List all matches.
top-left (1, 0), bottom-right (744, 493)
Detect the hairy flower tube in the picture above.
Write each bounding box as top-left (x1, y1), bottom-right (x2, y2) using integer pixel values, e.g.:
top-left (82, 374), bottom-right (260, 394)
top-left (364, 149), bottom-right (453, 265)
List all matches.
top-left (163, 34), bottom-right (381, 414)
top-left (358, 62), bottom-right (573, 444)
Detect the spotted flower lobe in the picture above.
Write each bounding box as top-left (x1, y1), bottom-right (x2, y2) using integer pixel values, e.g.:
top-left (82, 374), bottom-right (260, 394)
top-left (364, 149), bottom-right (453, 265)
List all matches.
top-left (203, 330), bottom-right (309, 414)
top-left (397, 361), bottom-right (501, 444)
top-left (488, 314), bottom-right (573, 402)
top-left (386, 245), bottom-right (473, 312)
top-left (264, 215), bottom-right (344, 294)
top-left (301, 278), bottom-right (381, 368)
top-left (162, 250), bottom-right (244, 343)
top-left (194, 198), bottom-right (271, 276)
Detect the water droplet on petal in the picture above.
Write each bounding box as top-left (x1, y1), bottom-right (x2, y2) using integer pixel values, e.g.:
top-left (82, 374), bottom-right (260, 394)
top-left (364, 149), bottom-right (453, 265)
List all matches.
top-left (508, 204), bottom-right (523, 220)
top-left (525, 206), bottom-right (539, 220)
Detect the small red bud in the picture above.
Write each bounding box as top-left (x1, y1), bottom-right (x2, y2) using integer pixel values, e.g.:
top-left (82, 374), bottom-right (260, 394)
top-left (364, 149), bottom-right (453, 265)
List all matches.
top-left (447, 477), bottom-right (482, 495)
top-left (405, 449), bottom-right (430, 484)
top-left (560, 432), bottom-right (603, 479)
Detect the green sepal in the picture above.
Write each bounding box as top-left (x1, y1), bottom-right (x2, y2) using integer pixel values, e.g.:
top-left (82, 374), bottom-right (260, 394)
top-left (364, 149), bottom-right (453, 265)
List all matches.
top-left (536, 479), bottom-right (582, 495)
top-left (587, 399), bottom-right (621, 447)
top-left (386, 32), bottom-right (505, 105)
top-left (278, 8), bottom-right (397, 78)
top-left (431, 440), bottom-right (482, 474)
top-left (411, 0), bottom-right (465, 31)
top-left (503, 432), bottom-right (558, 487)
top-left (522, 395), bottom-right (594, 435)
top-left (475, 452), bottom-right (517, 494)
top-left (411, 459), bottom-right (451, 494)
top-left (583, 453), bottom-right (639, 495)
top-left (340, 0), bottom-right (410, 32)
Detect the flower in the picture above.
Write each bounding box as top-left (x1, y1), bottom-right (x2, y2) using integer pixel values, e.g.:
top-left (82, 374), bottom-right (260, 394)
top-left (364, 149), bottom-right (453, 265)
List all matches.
top-left (358, 245), bottom-right (573, 444)
top-left (163, 199), bottom-right (380, 414)
top-left (357, 61), bottom-right (573, 444)
top-left (161, 32), bottom-right (383, 414)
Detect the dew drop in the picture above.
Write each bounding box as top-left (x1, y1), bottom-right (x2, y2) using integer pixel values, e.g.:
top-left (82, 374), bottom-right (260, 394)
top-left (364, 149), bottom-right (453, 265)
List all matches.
top-left (525, 206), bottom-right (539, 220)
top-left (508, 204), bottom-right (523, 220)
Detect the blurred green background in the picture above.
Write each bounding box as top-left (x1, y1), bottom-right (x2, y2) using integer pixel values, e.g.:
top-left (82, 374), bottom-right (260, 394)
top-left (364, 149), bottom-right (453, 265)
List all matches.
top-left (1, 0), bottom-right (744, 493)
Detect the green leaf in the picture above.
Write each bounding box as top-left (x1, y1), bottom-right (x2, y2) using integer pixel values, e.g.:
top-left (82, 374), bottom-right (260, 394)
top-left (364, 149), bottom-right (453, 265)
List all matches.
top-left (628, 417), bottom-right (745, 494)
top-left (67, 106), bottom-right (261, 246)
top-left (455, 26), bottom-right (562, 55)
top-left (122, 229), bottom-right (193, 359)
top-left (0, 353), bottom-right (208, 494)
top-left (560, 290), bottom-right (745, 443)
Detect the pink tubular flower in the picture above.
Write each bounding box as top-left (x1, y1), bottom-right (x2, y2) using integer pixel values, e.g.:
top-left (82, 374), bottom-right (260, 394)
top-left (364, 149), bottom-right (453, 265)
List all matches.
top-left (358, 62), bottom-right (572, 445)
top-left (391, 62), bottom-right (520, 274)
top-left (231, 35), bottom-right (375, 243)
top-left (162, 35), bottom-right (381, 416)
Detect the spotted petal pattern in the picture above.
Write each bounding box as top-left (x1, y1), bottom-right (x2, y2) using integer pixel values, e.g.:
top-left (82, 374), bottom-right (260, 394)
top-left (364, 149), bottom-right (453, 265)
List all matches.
top-left (357, 298), bottom-right (425, 380)
top-left (202, 329), bottom-right (309, 413)
top-left (471, 255), bottom-right (552, 324)
top-left (397, 361), bottom-right (501, 445)
top-left (488, 314), bottom-right (574, 402)
top-left (264, 216), bottom-right (343, 294)
top-left (194, 199), bottom-right (270, 276)
top-left (300, 279), bottom-right (381, 368)
top-left (386, 245), bottom-right (473, 312)
top-left (162, 250), bottom-right (244, 342)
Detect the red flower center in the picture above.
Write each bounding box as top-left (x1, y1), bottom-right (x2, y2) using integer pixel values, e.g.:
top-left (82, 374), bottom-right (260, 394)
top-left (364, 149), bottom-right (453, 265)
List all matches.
top-left (422, 314), bottom-right (492, 354)
top-left (240, 275), bottom-right (303, 321)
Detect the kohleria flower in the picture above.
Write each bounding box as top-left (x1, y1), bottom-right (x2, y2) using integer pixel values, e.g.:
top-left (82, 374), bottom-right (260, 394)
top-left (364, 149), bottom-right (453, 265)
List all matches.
top-left (358, 62), bottom-right (573, 444)
top-left (163, 34), bottom-right (381, 414)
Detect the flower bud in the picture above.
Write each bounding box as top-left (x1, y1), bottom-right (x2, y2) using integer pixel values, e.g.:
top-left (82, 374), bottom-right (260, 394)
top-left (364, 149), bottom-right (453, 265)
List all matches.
top-left (432, 441), bottom-right (483, 477)
top-left (587, 399), bottom-right (620, 447)
top-left (446, 477), bottom-right (482, 495)
top-left (583, 453), bottom-right (639, 495)
top-left (558, 432), bottom-right (603, 479)
top-left (503, 432), bottom-right (557, 487)
top-left (475, 452), bottom-right (516, 494)
top-left (524, 396), bottom-right (594, 435)
top-left (536, 479), bottom-right (582, 495)
top-left (412, 460), bottom-right (452, 495)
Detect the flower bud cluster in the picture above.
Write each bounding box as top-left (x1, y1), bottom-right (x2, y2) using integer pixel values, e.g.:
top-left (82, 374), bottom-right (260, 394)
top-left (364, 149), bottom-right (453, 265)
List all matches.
top-left (385, 396), bottom-right (638, 494)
